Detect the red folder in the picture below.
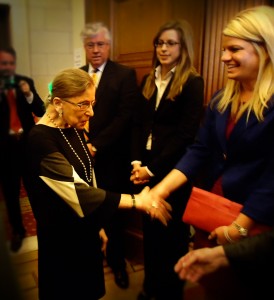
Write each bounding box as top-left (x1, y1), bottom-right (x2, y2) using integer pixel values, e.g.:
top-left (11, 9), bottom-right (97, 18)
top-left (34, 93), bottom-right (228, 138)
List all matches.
top-left (182, 187), bottom-right (270, 235)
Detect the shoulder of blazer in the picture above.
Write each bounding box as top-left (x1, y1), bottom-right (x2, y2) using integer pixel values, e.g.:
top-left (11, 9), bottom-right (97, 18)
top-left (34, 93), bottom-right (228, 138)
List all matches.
top-left (184, 73), bottom-right (204, 86)
top-left (105, 59), bottom-right (135, 74)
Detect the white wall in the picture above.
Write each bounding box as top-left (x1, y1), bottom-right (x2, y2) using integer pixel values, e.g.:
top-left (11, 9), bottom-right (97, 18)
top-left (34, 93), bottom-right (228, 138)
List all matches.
top-left (2, 0), bottom-right (85, 100)
top-left (2, 0), bottom-right (30, 74)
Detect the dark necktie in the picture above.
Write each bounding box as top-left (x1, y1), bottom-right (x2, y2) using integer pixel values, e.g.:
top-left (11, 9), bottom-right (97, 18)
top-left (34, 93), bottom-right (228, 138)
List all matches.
top-left (7, 88), bottom-right (22, 133)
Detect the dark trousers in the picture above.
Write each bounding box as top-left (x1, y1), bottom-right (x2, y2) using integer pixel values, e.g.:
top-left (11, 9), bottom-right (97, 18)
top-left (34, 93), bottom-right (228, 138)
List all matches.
top-left (105, 210), bottom-right (127, 271)
top-left (0, 135), bottom-right (26, 236)
top-left (135, 150), bottom-right (191, 299)
top-left (142, 214), bottom-right (190, 300)
top-left (94, 151), bottom-right (132, 271)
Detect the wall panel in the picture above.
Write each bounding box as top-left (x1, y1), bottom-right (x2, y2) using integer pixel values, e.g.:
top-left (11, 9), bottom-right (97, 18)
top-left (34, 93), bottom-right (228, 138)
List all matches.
top-left (202, 0), bottom-right (270, 104)
top-left (85, 0), bottom-right (271, 102)
top-left (85, 0), bottom-right (205, 85)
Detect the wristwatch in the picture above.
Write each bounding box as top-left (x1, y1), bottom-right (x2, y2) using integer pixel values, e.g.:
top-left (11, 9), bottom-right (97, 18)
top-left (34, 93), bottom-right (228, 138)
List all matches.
top-left (232, 222), bottom-right (248, 237)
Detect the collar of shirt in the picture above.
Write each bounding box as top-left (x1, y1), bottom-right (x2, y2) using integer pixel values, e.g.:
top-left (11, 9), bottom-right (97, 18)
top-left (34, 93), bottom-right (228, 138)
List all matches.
top-left (88, 61), bottom-right (107, 74)
top-left (155, 65), bottom-right (176, 80)
top-left (154, 65), bottom-right (175, 109)
top-left (88, 63), bottom-right (106, 87)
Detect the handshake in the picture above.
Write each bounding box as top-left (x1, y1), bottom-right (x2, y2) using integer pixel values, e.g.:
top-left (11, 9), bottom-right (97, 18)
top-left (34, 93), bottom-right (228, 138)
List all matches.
top-left (131, 186), bottom-right (172, 226)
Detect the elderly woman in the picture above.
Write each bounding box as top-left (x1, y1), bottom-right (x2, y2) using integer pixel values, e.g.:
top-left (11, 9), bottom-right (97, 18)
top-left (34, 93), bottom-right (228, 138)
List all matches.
top-left (26, 68), bottom-right (172, 300)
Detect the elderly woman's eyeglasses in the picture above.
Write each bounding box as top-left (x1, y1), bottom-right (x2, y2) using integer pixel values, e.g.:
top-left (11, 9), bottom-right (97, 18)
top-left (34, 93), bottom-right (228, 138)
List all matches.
top-left (62, 99), bottom-right (95, 111)
top-left (155, 40), bottom-right (180, 48)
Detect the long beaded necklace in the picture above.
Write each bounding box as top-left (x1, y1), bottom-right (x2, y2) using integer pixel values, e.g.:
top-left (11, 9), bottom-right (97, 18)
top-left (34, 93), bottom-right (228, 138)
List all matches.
top-left (46, 113), bottom-right (92, 183)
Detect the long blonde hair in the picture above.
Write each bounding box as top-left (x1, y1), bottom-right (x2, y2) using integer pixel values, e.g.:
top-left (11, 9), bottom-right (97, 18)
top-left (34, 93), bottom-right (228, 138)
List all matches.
top-left (142, 19), bottom-right (198, 101)
top-left (213, 5), bottom-right (274, 122)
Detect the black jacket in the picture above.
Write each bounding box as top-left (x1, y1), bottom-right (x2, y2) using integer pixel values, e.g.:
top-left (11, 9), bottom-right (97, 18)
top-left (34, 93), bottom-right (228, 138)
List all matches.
top-left (0, 74), bottom-right (45, 146)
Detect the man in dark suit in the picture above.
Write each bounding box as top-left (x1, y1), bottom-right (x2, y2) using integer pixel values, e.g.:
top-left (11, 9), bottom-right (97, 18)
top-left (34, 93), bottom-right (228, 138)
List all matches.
top-left (80, 22), bottom-right (140, 289)
top-left (0, 47), bottom-right (45, 252)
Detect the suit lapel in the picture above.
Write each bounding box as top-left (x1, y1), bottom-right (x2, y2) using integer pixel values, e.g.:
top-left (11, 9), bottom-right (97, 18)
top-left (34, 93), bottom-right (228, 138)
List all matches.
top-left (229, 108), bottom-right (263, 142)
top-left (215, 108), bottom-right (230, 151)
top-left (94, 61), bottom-right (113, 105)
top-left (215, 96), bottom-right (274, 153)
top-left (154, 78), bottom-right (173, 113)
top-left (215, 107), bottom-right (253, 151)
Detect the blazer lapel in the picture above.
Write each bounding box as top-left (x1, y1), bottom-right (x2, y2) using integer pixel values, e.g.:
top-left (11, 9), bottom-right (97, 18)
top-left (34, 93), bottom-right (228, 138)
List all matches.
top-left (215, 108), bottom-right (230, 151)
top-left (229, 109), bottom-right (263, 142)
top-left (94, 61), bottom-right (112, 105)
top-left (217, 96), bottom-right (274, 152)
top-left (155, 78), bottom-right (173, 113)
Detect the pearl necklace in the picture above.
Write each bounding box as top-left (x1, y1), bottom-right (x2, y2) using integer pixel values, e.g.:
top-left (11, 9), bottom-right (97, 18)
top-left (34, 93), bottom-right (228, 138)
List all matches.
top-left (46, 113), bottom-right (92, 183)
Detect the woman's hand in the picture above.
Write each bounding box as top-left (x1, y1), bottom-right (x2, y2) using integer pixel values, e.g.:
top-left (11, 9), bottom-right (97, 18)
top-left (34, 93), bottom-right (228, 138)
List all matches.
top-left (209, 214), bottom-right (254, 244)
top-left (209, 225), bottom-right (243, 245)
top-left (130, 165), bottom-right (150, 185)
top-left (136, 186), bottom-right (172, 226)
top-left (99, 228), bottom-right (108, 256)
top-left (86, 143), bottom-right (96, 157)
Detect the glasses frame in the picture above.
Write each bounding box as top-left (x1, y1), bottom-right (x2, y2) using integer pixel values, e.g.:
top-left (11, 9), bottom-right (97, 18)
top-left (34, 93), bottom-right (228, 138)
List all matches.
top-left (85, 42), bottom-right (109, 50)
top-left (62, 99), bottom-right (94, 111)
top-left (154, 40), bottom-right (180, 48)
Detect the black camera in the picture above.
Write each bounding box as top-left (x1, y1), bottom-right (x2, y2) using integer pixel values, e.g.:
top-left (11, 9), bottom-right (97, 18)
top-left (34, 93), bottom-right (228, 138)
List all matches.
top-left (0, 70), bottom-right (15, 91)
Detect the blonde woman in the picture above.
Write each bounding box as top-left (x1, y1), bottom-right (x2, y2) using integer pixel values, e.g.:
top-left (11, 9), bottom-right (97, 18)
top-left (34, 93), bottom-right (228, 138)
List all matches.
top-left (150, 5), bottom-right (274, 300)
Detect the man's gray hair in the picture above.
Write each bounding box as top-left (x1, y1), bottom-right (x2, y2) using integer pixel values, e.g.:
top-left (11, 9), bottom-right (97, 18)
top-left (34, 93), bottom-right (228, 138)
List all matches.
top-left (80, 22), bottom-right (111, 42)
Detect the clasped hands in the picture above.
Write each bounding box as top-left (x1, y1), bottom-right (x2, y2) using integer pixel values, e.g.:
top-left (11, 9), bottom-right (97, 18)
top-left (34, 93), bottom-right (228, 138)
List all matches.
top-left (137, 186), bottom-right (172, 226)
top-left (130, 164), bottom-right (150, 185)
top-left (131, 164), bottom-right (172, 225)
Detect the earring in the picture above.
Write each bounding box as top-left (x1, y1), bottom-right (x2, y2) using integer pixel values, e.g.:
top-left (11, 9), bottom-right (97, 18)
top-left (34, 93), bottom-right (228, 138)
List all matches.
top-left (58, 110), bottom-right (63, 118)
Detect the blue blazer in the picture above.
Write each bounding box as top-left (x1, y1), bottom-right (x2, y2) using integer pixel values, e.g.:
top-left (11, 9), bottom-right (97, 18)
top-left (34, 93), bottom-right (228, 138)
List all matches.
top-left (176, 94), bottom-right (274, 226)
